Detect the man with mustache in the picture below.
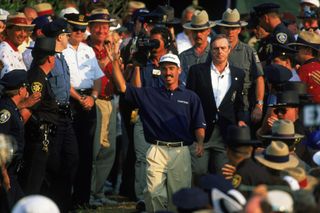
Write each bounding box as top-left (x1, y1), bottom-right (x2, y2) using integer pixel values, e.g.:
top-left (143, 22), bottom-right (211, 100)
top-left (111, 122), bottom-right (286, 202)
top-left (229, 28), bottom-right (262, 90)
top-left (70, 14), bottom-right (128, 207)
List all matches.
top-left (111, 51), bottom-right (206, 212)
top-left (179, 9), bottom-right (215, 87)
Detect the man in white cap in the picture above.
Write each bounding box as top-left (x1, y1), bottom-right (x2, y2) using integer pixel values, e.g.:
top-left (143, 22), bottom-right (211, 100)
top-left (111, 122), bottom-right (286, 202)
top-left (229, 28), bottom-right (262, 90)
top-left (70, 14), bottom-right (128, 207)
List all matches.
top-left (111, 51), bottom-right (206, 212)
top-left (217, 8), bottom-right (265, 126)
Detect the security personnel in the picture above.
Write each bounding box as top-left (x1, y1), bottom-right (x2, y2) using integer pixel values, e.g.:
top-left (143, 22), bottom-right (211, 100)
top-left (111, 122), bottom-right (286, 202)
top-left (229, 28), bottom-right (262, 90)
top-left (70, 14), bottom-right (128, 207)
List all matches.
top-left (63, 13), bottom-right (104, 207)
top-left (221, 126), bottom-right (272, 192)
top-left (40, 18), bottom-right (79, 212)
top-left (21, 37), bottom-right (58, 194)
top-left (253, 3), bottom-right (295, 62)
top-left (0, 69), bottom-right (29, 211)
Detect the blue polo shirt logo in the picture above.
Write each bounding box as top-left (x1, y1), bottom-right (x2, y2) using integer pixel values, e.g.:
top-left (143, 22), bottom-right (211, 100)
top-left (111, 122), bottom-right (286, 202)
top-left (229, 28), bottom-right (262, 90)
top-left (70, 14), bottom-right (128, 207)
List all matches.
top-left (177, 100), bottom-right (189, 104)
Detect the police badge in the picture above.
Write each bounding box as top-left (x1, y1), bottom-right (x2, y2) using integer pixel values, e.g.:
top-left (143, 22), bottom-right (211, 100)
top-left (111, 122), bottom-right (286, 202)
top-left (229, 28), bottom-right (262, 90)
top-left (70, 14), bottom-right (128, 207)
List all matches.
top-left (276, 32), bottom-right (288, 44)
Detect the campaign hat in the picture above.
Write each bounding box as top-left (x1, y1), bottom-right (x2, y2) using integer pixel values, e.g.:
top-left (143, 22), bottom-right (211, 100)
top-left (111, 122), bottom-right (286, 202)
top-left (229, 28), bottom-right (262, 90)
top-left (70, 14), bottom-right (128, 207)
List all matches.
top-left (183, 10), bottom-right (215, 30)
top-left (254, 141), bottom-right (299, 170)
top-left (289, 31), bottom-right (320, 52)
top-left (226, 125), bottom-right (262, 147)
top-left (216, 8), bottom-right (248, 27)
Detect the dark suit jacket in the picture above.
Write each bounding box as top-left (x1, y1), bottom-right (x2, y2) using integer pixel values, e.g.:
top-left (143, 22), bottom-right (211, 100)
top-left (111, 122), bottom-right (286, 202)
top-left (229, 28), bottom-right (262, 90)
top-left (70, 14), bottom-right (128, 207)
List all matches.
top-left (186, 62), bottom-right (245, 142)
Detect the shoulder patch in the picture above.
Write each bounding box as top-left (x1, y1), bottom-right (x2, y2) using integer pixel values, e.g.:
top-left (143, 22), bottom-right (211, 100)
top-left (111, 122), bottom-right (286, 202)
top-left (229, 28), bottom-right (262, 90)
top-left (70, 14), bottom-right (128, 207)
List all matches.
top-left (276, 32), bottom-right (288, 44)
top-left (0, 109), bottom-right (11, 124)
top-left (253, 51), bottom-right (261, 63)
top-left (232, 174), bottom-right (242, 188)
top-left (31, 82), bottom-right (43, 93)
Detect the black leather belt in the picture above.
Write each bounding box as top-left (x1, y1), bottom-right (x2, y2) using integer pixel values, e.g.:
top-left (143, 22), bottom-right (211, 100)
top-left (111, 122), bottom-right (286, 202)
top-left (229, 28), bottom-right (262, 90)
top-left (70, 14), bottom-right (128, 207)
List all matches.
top-left (150, 140), bottom-right (185, 147)
top-left (98, 95), bottom-right (113, 101)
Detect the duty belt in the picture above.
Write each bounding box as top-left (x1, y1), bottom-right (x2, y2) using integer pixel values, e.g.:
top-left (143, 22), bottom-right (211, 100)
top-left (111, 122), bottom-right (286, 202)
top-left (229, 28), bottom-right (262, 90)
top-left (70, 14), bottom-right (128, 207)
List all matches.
top-left (76, 88), bottom-right (92, 96)
top-left (150, 140), bottom-right (185, 147)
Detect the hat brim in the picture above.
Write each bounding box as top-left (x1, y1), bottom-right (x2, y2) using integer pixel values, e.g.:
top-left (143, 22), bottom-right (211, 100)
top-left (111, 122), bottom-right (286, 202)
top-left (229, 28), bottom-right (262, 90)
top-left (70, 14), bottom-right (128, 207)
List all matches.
top-left (288, 42), bottom-right (320, 52)
top-left (165, 17), bottom-right (180, 25)
top-left (268, 103), bottom-right (300, 107)
top-left (255, 152), bottom-right (299, 170)
top-left (216, 20), bottom-right (248, 27)
top-left (7, 23), bottom-right (35, 28)
top-left (261, 134), bottom-right (304, 140)
top-left (211, 189), bottom-right (243, 213)
top-left (67, 20), bottom-right (88, 26)
top-left (88, 18), bottom-right (116, 23)
top-left (227, 139), bottom-right (262, 147)
top-left (183, 21), bottom-right (216, 30)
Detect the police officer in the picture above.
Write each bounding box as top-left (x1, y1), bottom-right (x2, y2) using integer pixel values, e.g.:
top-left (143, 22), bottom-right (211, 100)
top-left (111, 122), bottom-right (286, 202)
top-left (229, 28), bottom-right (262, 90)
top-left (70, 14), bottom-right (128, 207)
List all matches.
top-left (253, 3), bottom-right (295, 62)
top-left (0, 69), bottom-right (29, 211)
top-left (40, 18), bottom-right (79, 212)
top-left (221, 126), bottom-right (272, 191)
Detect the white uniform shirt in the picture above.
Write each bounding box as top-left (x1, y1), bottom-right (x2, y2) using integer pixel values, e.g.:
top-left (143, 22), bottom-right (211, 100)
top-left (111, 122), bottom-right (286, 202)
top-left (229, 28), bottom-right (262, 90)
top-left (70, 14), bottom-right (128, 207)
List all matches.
top-left (63, 42), bottom-right (104, 89)
top-left (0, 41), bottom-right (27, 78)
top-left (176, 31), bottom-right (192, 54)
top-left (210, 62), bottom-right (231, 108)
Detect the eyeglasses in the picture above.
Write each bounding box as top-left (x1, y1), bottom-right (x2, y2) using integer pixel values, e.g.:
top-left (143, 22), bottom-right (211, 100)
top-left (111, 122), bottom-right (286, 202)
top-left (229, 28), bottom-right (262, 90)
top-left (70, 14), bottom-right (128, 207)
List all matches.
top-left (274, 107), bottom-right (288, 115)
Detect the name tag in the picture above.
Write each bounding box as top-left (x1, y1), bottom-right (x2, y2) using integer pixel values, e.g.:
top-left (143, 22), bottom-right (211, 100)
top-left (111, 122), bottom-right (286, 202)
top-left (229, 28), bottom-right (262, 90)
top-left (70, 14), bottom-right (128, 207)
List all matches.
top-left (177, 100), bottom-right (189, 104)
top-left (152, 69), bottom-right (161, 76)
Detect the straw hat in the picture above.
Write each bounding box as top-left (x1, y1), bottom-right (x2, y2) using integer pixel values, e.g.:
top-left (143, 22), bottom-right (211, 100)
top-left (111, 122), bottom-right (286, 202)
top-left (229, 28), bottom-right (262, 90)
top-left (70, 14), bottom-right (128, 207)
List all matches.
top-left (183, 10), bottom-right (215, 30)
top-left (261, 119), bottom-right (304, 140)
top-left (6, 12), bottom-right (35, 28)
top-left (289, 31), bottom-right (320, 51)
top-left (282, 167), bottom-right (318, 190)
top-left (255, 141), bottom-right (299, 170)
top-left (34, 2), bottom-right (54, 17)
top-left (88, 8), bottom-right (115, 23)
top-left (216, 8), bottom-right (248, 27)
top-left (127, 1), bottom-right (146, 15)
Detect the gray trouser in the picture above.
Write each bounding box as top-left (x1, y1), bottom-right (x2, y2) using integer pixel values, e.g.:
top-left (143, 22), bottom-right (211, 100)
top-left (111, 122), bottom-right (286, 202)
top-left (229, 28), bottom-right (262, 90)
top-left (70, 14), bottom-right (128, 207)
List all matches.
top-left (91, 98), bottom-right (117, 200)
top-left (133, 117), bottom-right (150, 200)
top-left (190, 126), bottom-right (228, 178)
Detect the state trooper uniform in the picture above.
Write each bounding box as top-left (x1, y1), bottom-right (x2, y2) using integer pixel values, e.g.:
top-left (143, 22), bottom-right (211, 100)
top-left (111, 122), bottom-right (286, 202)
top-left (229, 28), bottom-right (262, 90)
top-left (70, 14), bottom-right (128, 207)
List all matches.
top-left (253, 3), bottom-right (295, 63)
top-left (0, 70), bottom-right (28, 211)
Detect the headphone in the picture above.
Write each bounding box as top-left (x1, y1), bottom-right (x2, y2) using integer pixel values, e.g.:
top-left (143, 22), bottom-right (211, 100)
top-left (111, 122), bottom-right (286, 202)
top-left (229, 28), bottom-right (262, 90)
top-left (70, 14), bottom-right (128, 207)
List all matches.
top-left (150, 26), bottom-right (172, 49)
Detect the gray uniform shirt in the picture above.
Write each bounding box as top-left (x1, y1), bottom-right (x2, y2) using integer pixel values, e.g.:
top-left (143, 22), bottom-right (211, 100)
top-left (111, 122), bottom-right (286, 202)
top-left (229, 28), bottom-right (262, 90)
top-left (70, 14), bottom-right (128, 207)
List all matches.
top-left (179, 43), bottom-right (211, 87)
top-left (228, 41), bottom-right (264, 111)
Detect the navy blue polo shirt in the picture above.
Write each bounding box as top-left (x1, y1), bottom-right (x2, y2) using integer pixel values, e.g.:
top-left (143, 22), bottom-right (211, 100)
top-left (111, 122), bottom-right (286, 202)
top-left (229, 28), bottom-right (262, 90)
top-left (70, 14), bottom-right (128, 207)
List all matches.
top-left (125, 84), bottom-right (206, 145)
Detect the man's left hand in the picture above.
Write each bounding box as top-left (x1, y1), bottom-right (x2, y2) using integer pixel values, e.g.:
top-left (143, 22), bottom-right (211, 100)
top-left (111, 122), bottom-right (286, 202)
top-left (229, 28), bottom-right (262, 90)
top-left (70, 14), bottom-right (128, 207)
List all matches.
top-left (238, 120), bottom-right (247, 127)
top-left (195, 142), bottom-right (204, 157)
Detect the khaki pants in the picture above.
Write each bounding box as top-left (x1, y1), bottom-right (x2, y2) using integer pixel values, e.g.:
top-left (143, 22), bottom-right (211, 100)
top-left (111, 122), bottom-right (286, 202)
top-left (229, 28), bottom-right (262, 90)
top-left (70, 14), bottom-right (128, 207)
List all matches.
top-left (91, 99), bottom-right (117, 200)
top-left (144, 144), bottom-right (192, 212)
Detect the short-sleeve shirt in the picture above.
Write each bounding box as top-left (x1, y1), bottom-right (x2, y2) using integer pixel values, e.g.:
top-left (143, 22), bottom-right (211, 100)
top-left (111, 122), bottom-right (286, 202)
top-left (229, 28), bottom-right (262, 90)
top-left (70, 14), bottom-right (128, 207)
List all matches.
top-left (63, 42), bottom-right (104, 90)
top-left (140, 61), bottom-right (165, 88)
top-left (270, 23), bottom-right (295, 46)
top-left (0, 40), bottom-right (27, 78)
top-left (27, 66), bottom-right (59, 124)
top-left (0, 97), bottom-right (24, 156)
top-left (179, 44), bottom-right (212, 86)
top-left (48, 53), bottom-right (71, 104)
top-left (228, 41), bottom-right (264, 110)
top-left (124, 84), bottom-right (206, 145)
top-left (22, 41), bottom-right (34, 70)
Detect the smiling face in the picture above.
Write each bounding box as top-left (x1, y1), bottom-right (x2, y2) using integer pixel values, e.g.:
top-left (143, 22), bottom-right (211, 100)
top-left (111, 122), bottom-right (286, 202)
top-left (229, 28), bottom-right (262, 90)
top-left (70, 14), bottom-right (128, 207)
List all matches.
top-left (160, 62), bottom-right (181, 89)
top-left (89, 22), bottom-right (110, 43)
top-left (6, 25), bottom-right (28, 47)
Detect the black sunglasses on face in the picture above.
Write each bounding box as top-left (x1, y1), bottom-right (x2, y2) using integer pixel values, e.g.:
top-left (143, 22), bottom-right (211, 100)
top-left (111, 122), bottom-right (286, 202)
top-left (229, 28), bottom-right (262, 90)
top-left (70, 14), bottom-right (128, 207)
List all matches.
top-left (274, 107), bottom-right (288, 115)
top-left (72, 26), bottom-right (86, 32)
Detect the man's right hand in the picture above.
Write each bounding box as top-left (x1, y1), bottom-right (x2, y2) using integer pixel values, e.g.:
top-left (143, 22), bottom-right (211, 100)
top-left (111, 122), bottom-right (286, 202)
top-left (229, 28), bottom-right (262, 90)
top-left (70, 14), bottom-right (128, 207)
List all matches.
top-left (19, 92), bottom-right (41, 109)
top-left (221, 163), bottom-right (236, 179)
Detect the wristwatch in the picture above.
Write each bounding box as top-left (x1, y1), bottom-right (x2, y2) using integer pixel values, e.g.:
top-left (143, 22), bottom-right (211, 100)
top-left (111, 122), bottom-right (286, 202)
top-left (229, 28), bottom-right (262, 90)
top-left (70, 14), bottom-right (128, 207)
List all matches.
top-left (91, 94), bottom-right (98, 101)
top-left (256, 100), bottom-right (264, 105)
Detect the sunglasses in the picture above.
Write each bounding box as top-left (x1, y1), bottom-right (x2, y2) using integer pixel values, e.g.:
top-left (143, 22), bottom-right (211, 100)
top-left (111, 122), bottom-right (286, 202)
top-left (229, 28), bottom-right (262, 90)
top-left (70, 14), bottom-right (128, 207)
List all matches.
top-left (274, 107), bottom-right (288, 115)
top-left (72, 26), bottom-right (86, 32)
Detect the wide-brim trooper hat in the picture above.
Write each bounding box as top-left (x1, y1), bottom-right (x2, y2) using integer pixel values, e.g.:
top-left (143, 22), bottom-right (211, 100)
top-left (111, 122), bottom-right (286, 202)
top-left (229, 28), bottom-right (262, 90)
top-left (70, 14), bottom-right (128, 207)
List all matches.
top-left (289, 31), bottom-right (320, 51)
top-left (216, 8), bottom-right (248, 27)
top-left (183, 10), bottom-right (216, 30)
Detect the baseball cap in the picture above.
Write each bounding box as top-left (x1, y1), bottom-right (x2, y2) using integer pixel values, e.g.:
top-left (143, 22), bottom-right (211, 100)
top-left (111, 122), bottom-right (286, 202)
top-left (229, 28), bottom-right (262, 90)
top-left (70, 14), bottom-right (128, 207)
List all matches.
top-left (159, 53), bottom-right (180, 67)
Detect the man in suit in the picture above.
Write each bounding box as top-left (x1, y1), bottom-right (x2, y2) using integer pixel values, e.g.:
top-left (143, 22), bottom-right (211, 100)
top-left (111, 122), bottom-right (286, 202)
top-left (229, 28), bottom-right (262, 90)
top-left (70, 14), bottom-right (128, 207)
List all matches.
top-left (186, 34), bottom-right (246, 178)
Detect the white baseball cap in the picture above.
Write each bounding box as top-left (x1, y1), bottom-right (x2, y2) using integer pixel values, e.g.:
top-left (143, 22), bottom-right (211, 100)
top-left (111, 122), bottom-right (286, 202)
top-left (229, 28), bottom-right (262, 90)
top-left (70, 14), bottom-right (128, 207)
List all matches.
top-left (300, 0), bottom-right (320, 7)
top-left (59, 7), bottom-right (79, 18)
top-left (159, 53), bottom-right (180, 67)
top-left (267, 190), bottom-right (293, 213)
top-left (313, 151), bottom-right (320, 166)
top-left (12, 195), bottom-right (60, 213)
top-left (0, 8), bottom-right (9, 21)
